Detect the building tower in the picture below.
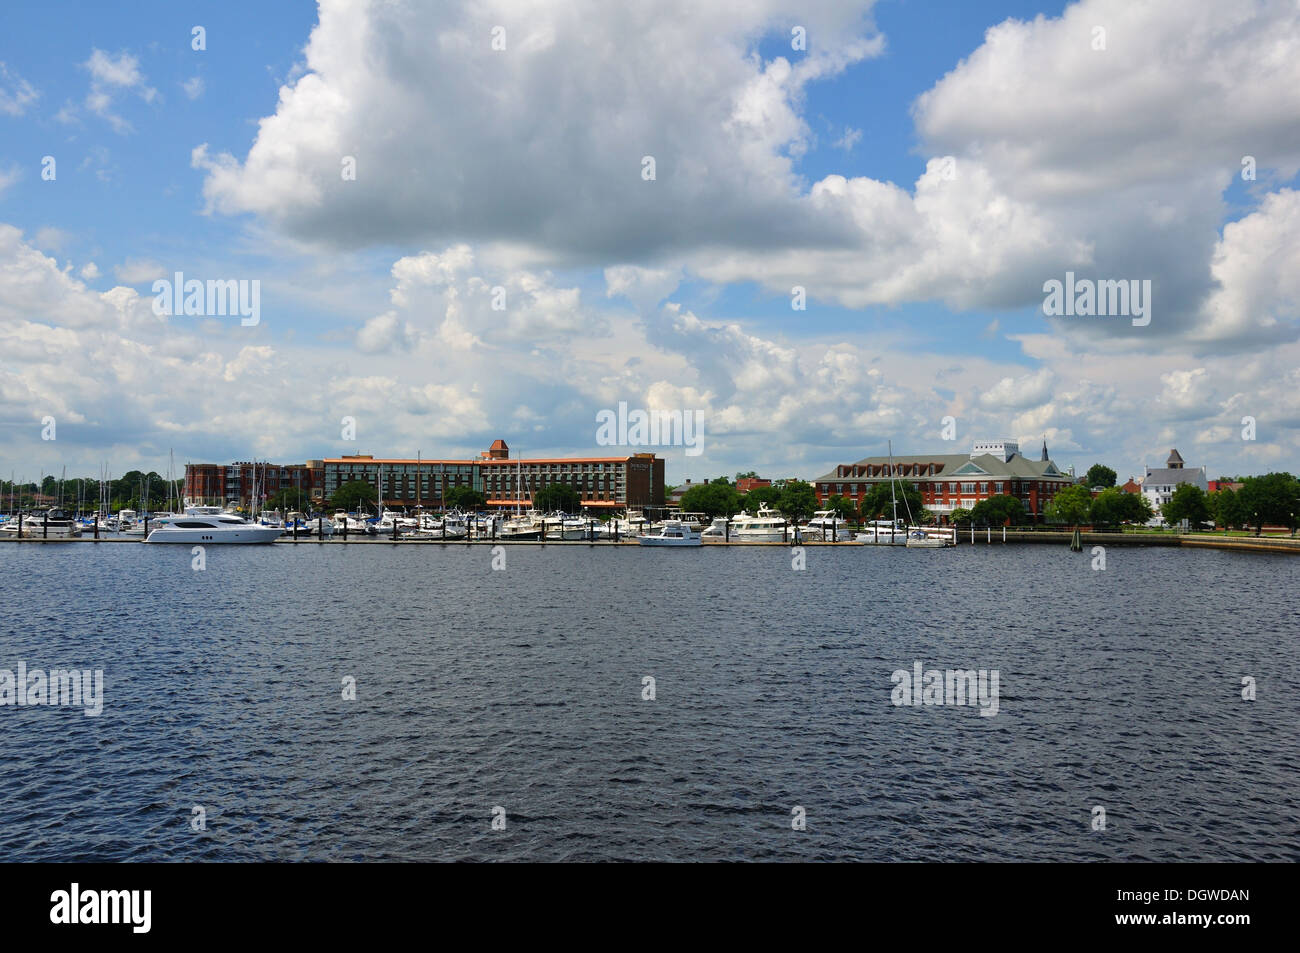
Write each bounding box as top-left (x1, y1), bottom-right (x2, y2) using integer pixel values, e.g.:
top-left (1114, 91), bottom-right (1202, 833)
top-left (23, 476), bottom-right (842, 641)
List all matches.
top-left (1041, 438), bottom-right (1049, 462)
top-left (1167, 449), bottom-right (1183, 469)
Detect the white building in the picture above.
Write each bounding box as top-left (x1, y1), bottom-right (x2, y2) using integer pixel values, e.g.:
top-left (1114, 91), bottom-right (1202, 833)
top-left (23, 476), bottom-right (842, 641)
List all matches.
top-left (970, 440), bottom-right (1021, 463)
top-left (1141, 449), bottom-right (1207, 510)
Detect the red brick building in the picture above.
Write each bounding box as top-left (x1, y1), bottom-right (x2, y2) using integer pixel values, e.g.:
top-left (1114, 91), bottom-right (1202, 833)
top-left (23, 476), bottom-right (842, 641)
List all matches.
top-left (814, 439), bottom-right (1073, 522)
top-left (184, 461), bottom-right (322, 507)
top-left (321, 441), bottom-right (665, 510)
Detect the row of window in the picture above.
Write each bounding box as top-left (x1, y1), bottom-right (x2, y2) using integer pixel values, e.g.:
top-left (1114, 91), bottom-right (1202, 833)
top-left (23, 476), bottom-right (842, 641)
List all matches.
top-left (822, 481), bottom-right (1057, 495)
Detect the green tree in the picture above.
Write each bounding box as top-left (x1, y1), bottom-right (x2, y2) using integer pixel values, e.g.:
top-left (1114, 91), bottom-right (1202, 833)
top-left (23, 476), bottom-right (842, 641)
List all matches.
top-left (1236, 472), bottom-right (1300, 535)
top-left (1045, 485), bottom-right (1093, 526)
top-left (1092, 487), bottom-right (1153, 526)
top-left (778, 480), bottom-right (819, 521)
top-left (331, 480), bottom-right (378, 513)
top-left (741, 485), bottom-right (782, 513)
top-left (1122, 491), bottom-right (1154, 524)
top-left (1160, 483), bottom-right (1211, 530)
top-left (824, 494), bottom-right (857, 521)
top-left (265, 486), bottom-right (311, 513)
top-left (859, 481), bottom-right (923, 523)
top-left (531, 483), bottom-right (578, 513)
top-left (949, 507), bottom-right (972, 525)
top-left (1209, 487), bottom-right (1245, 531)
top-left (681, 481), bottom-right (742, 518)
top-left (968, 494), bottom-right (1026, 526)
top-left (1084, 464), bottom-right (1117, 488)
top-left (734, 471), bottom-right (758, 482)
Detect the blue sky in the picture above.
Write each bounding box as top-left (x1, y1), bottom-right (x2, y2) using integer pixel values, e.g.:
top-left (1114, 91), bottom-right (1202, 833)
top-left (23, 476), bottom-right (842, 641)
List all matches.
top-left (2, 0), bottom-right (1298, 486)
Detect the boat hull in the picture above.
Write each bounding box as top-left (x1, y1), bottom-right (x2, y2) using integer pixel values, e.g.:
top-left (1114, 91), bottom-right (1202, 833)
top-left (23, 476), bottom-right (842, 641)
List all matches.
top-left (144, 526), bottom-right (284, 544)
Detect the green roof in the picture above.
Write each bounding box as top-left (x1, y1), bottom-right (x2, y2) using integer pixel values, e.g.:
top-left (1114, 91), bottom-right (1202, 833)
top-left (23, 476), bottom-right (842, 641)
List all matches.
top-left (815, 452), bottom-right (1069, 483)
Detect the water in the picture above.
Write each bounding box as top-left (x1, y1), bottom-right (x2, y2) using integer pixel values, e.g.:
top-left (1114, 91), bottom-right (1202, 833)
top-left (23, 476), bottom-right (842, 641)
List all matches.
top-left (1, 541), bottom-right (1297, 861)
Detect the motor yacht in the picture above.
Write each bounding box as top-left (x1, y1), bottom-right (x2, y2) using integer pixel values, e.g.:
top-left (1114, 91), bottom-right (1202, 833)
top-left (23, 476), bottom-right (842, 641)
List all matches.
top-left (637, 519), bottom-right (703, 547)
top-left (0, 508), bottom-right (83, 538)
top-left (802, 510), bottom-right (853, 541)
top-left (143, 507), bottom-right (283, 544)
top-left (332, 512), bottom-right (377, 535)
top-left (728, 505), bottom-right (788, 542)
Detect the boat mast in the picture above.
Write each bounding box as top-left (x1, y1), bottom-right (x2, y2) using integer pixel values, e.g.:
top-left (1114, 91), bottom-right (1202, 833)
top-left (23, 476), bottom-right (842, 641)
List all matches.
top-left (889, 440), bottom-right (898, 526)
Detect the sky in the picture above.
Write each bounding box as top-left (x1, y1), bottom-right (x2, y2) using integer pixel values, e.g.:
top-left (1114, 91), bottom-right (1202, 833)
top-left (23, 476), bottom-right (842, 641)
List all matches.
top-left (1, 0), bottom-right (1298, 489)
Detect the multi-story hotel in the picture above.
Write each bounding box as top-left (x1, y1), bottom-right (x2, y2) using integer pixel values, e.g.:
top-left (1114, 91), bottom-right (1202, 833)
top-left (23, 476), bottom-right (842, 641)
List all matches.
top-left (187, 441), bottom-right (665, 511)
top-left (814, 439), bottom-right (1074, 522)
top-left (320, 440), bottom-right (665, 510)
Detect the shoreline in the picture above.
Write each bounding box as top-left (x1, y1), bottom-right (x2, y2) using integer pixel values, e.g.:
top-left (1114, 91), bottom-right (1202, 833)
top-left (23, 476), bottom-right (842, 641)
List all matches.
top-left (3, 531), bottom-right (1298, 553)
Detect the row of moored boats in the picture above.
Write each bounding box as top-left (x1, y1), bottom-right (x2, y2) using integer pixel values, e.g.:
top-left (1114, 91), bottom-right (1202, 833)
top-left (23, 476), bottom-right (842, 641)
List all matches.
top-left (0, 504), bottom-right (956, 547)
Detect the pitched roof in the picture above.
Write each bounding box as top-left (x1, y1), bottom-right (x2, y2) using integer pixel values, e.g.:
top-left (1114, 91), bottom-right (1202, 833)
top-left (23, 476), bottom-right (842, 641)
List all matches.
top-left (815, 452), bottom-right (1068, 483)
top-left (1142, 468), bottom-right (1201, 485)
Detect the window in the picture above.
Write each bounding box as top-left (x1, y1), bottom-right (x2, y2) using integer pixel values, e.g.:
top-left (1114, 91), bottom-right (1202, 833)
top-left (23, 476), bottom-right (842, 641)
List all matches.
top-left (978, 482), bottom-right (988, 493)
top-left (994, 482), bottom-right (1003, 493)
top-left (961, 483), bottom-right (976, 493)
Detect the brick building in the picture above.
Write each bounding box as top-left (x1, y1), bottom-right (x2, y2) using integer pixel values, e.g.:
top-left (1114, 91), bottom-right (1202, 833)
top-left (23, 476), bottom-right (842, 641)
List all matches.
top-left (320, 440), bottom-right (664, 511)
top-left (814, 439), bottom-right (1073, 522)
top-left (184, 460), bottom-right (322, 507)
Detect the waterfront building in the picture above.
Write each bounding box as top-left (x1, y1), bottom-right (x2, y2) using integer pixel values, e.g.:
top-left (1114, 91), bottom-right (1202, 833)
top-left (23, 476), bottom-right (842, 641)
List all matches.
top-left (814, 439), bottom-right (1073, 522)
top-left (736, 477), bottom-right (771, 494)
top-left (184, 460), bottom-right (322, 507)
top-left (1141, 449), bottom-right (1207, 511)
top-left (320, 440), bottom-right (664, 511)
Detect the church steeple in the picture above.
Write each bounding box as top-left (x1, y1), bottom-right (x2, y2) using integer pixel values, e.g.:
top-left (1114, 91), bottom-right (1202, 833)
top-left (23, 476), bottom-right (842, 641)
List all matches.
top-left (1041, 438), bottom-right (1048, 462)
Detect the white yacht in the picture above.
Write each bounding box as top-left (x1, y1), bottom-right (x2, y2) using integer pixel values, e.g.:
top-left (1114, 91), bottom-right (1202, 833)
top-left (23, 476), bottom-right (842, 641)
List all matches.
top-left (0, 509), bottom-right (83, 538)
top-left (802, 510), bottom-right (853, 541)
top-left (728, 505), bottom-right (788, 542)
top-left (143, 507), bottom-right (283, 544)
top-left (905, 527), bottom-right (956, 548)
top-left (499, 515), bottom-right (543, 540)
top-left (700, 516), bottom-right (730, 540)
top-left (542, 513), bottom-right (589, 540)
top-left (637, 519), bottom-right (702, 547)
top-left (332, 512), bottom-right (377, 535)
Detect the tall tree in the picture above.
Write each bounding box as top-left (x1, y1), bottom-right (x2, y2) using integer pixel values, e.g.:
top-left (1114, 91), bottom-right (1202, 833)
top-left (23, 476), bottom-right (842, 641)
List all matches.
top-left (778, 481), bottom-right (819, 521)
top-left (824, 494), bottom-right (857, 521)
top-left (1045, 485), bottom-right (1093, 526)
top-left (1084, 464), bottom-right (1118, 488)
top-left (1089, 487), bottom-right (1152, 526)
top-left (680, 481), bottom-right (742, 518)
top-left (859, 481), bottom-right (923, 523)
top-left (968, 494), bottom-right (1026, 526)
top-left (330, 480), bottom-right (378, 513)
top-left (535, 483), bottom-right (582, 512)
top-left (1160, 483), bottom-right (1211, 529)
top-left (741, 485), bottom-right (782, 513)
top-left (1236, 472), bottom-right (1300, 535)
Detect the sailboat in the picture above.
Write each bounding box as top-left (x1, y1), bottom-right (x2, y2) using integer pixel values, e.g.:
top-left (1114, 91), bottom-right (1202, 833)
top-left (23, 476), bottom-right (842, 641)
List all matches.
top-left (890, 439), bottom-right (954, 548)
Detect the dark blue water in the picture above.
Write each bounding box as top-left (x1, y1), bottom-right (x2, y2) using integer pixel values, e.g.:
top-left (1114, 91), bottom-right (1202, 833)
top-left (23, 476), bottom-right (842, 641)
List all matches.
top-left (1, 540), bottom-right (1297, 861)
